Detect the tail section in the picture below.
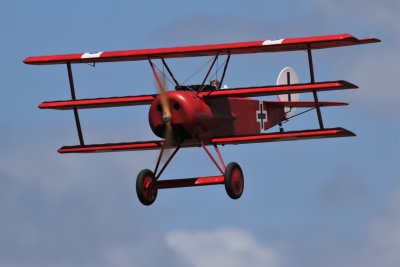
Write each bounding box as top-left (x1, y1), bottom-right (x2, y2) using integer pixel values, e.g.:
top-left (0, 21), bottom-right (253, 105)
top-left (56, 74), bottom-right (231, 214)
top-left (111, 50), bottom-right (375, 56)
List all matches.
top-left (276, 67), bottom-right (300, 118)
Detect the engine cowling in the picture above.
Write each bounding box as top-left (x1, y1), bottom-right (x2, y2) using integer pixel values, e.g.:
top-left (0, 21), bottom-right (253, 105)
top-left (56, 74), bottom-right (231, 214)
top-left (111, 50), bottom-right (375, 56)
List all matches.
top-left (148, 91), bottom-right (214, 140)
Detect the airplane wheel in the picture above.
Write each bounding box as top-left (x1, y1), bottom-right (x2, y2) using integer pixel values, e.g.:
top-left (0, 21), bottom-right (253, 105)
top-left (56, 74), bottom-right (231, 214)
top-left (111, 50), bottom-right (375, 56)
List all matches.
top-left (136, 169), bottom-right (157, 206)
top-left (224, 162), bottom-right (244, 199)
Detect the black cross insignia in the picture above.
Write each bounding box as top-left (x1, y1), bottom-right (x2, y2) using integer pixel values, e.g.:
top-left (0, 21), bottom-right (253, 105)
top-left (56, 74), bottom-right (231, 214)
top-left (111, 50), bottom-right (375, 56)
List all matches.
top-left (256, 102), bottom-right (267, 131)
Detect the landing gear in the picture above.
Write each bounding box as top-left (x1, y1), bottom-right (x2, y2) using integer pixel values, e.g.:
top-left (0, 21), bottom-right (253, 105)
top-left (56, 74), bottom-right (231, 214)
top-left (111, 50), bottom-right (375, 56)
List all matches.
top-left (136, 169), bottom-right (158, 206)
top-left (224, 162), bottom-right (244, 199)
top-left (135, 145), bottom-right (245, 205)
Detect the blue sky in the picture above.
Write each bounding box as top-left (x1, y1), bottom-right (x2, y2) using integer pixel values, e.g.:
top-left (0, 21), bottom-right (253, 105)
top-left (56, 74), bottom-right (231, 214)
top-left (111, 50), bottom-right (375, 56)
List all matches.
top-left (1, 0), bottom-right (399, 266)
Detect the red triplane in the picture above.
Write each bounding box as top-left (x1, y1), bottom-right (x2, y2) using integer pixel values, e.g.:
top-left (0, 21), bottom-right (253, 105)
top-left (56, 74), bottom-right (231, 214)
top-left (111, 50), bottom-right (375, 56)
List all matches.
top-left (24, 33), bottom-right (379, 205)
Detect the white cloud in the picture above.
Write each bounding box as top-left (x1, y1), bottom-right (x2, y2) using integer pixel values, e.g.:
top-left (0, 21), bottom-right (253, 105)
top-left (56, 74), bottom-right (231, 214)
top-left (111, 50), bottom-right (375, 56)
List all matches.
top-left (166, 227), bottom-right (281, 267)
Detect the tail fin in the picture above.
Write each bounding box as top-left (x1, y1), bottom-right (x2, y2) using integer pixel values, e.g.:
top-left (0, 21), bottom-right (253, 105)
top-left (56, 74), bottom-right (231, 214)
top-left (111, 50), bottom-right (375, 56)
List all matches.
top-left (276, 67), bottom-right (300, 118)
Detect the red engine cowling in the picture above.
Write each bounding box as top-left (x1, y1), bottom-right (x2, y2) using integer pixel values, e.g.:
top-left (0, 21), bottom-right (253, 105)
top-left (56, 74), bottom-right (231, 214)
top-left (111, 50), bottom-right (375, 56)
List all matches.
top-left (148, 91), bottom-right (214, 140)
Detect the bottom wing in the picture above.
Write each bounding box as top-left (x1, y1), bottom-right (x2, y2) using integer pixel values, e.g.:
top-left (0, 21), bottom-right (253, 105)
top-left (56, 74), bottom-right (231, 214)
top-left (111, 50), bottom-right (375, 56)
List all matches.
top-left (58, 127), bottom-right (354, 153)
top-left (212, 127), bottom-right (355, 145)
top-left (58, 140), bottom-right (165, 153)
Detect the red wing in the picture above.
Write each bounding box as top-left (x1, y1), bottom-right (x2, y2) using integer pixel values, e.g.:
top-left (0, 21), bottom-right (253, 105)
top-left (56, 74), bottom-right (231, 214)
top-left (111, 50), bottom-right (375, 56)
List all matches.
top-left (212, 127), bottom-right (355, 145)
top-left (38, 81), bottom-right (355, 110)
top-left (58, 139), bottom-right (200, 153)
top-left (58, 128), bottom-right (354, 154)
top-left (24, 34), bottom-right (380, 65)
top-left (58, 140), bottom-right (165, 153)
top-left (200, 81), bottom-right (357, 99)
top-left (39, 94), bottom-right (156, 110)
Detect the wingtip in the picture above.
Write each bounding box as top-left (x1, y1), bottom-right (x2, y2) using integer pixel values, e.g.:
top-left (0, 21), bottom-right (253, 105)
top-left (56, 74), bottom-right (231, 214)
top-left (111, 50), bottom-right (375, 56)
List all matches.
top-left (23, 57), bottom-right (31, 64)
top-left (339, 80), bottom-right (359, 89)
top-left (38, 102), bottom-right (45, 109)
top-left (23, 56), bottom-right (43, 65)
top-left (336, 127), bottom-right (356, 137)
top-left (360, 37), bottom-right (381, 44)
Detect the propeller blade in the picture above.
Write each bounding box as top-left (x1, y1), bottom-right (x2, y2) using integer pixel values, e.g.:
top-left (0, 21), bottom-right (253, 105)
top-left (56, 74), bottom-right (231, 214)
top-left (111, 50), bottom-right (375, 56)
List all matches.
top-left (154, 70), bottom-right (171, 119)
top-left (153, 70), bottom-right (175, 149)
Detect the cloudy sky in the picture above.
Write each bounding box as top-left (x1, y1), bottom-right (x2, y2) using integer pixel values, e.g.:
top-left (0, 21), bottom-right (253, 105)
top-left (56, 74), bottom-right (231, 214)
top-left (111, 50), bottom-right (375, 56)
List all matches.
top-left (1, 0), bottom-right (399, 266)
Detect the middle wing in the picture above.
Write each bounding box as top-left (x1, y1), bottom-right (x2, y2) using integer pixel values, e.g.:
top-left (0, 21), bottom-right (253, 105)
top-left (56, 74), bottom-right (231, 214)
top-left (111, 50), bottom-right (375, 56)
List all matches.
top-left (39, 94), bottom-right (156, 110)
top-left (39, 81), bottom-right (356, 110)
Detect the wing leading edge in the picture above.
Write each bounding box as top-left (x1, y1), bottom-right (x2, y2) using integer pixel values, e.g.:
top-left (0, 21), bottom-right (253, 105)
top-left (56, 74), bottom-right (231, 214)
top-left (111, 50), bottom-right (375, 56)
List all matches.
top-left (212, 127), bottom-right (355, 145)
top-left (24, 34), bottom-right (380, 65)
top-left (58, 127), bottom-right (354, 154)
top-left (39, 94), bottom-right (156, 110)
top-left (39, 81), bottom-right (356, 110)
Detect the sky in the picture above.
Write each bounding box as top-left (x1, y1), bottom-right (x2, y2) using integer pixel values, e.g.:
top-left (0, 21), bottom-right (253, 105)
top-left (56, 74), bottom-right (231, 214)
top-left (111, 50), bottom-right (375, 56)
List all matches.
top-left (1, 0), bottom-right (399, 266)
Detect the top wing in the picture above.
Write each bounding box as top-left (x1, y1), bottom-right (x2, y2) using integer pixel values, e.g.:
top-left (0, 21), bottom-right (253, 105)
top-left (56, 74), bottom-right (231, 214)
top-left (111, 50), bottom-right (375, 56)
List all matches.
top-left (24, 34), bottom-right (380, 65)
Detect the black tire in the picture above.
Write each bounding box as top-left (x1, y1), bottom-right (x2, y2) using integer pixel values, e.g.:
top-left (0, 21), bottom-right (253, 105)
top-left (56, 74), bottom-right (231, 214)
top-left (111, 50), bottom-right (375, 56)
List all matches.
top-left (224, 162), bottom-right (244, 199)
top-left (136, 169), bottom-right (157, 206)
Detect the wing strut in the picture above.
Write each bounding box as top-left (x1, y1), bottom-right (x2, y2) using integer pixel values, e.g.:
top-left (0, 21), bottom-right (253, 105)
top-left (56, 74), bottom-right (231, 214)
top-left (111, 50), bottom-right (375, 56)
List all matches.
top-left (161, 58), bottom-right (179, 86)
top-left (201, 142), bottom-right (225, 175)
top-left (148, 59), bottom-right (165, 90)
top-left (307, 45), bottom-right (324, 129)
top-left (219, 53), bottom-right (231, 89)
top-left (155, 146), bottom-right (181, 180)
top-left (67, 63), bottom-right (85, 145)
top-left (198, 54), bottom-right (219, 93)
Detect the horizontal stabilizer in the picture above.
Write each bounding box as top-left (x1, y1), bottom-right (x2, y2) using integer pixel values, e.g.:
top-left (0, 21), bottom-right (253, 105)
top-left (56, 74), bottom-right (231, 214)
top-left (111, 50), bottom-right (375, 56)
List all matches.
top-left (265, 100), bottom-right (348, 108)
top-left (212, 127), bottom-right (355, 145)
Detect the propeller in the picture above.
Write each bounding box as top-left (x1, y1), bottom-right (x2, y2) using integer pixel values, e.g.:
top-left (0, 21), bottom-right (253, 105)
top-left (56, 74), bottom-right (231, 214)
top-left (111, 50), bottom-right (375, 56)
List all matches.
top-left (154, 70), bottom-right (174, 148)
top-left (152, 69), bottom-right (177, 173)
